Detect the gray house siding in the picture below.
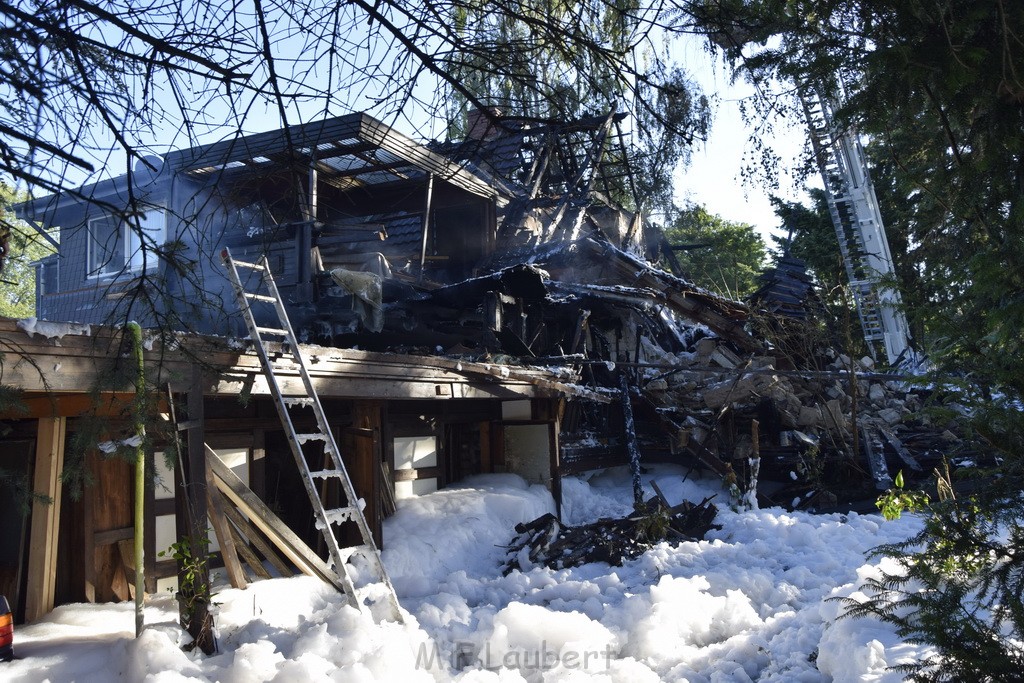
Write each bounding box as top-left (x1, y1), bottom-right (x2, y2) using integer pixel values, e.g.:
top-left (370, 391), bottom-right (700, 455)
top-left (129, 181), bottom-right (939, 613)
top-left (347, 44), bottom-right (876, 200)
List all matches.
top-left (19, 113), bottom-right (503, 338)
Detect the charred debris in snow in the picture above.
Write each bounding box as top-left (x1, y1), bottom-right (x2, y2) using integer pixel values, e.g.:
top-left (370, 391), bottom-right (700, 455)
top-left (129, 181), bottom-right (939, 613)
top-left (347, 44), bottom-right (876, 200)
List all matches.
top-left (294, 110), bottom-right (980, 513)
top-left (504, 493), bottom-right (720, 572)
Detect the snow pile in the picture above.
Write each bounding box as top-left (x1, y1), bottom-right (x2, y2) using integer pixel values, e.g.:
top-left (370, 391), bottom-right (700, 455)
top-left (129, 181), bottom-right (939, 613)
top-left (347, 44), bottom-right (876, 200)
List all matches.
top-left (7, 578), bottom-right (438, 683)
top-left (382, 474), bottom-right (555, 597)
top-left (5, 466), bottom-right (930, 682)
top-left (16, 317), bottom-right (91, 341)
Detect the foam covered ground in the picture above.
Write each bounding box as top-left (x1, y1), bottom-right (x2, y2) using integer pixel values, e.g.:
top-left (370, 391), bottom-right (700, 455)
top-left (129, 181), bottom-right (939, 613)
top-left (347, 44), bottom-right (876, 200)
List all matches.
top-left (4, 466), bottom-right (929, 682)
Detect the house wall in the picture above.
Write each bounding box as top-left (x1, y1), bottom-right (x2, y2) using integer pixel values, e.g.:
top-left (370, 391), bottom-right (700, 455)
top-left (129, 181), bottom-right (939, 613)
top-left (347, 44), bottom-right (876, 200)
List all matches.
top-left (35, 177), bottom-right (172, 326)
top-left (35, 166), bottom-right (494, 339)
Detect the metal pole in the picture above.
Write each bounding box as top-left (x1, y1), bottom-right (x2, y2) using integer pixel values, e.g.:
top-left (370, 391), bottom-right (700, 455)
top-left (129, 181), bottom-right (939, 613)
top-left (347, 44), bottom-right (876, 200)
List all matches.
top-left (126, 321), bottom-right (146, 637)
top-left (419, 173), bottom-right (435, 281)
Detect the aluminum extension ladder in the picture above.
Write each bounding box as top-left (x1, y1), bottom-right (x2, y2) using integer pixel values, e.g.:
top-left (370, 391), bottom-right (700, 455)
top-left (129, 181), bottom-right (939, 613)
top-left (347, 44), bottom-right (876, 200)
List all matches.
top-left (221, 247), bottom-right (403, 622)
top-left (800, 85), bottom-right (913, 366)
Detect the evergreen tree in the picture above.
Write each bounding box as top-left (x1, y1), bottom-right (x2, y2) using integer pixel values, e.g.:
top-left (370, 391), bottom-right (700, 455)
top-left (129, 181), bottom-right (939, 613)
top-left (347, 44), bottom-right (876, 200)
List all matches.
top-left (688, 0), bottom-right (1024, 394)
top-left (770, 189), bottom-right (842, 287)
top-left (688, 1), bottom-right (1024, 675)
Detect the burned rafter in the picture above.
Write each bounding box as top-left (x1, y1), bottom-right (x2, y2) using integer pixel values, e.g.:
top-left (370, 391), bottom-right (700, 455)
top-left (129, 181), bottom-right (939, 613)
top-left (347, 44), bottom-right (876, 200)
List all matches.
top-left (176, 113), bottom-right (505, 203)
top-left (566, 238), bottom-right (759, 351)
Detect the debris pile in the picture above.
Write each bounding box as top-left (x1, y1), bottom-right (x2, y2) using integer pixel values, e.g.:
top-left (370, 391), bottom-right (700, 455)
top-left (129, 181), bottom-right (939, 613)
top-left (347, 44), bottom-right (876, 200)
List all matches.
top-left (636, 336), bottom-right (983, 508)
top-left (503, 495), bottom-right (719, 572)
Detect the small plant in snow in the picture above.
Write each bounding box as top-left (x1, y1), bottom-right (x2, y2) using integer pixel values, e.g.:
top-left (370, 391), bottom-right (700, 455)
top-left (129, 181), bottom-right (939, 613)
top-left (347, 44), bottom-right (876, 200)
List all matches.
top-left (876, 470), bottom-right (931, 521)
top-left (634, 504), bottom-right (671, 543)
top-left (159, 534), bottom-right (218, 653)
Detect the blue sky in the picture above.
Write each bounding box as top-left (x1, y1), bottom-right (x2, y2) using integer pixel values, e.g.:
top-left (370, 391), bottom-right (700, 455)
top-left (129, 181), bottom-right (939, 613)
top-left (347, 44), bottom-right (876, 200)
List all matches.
top-left (671, 37), bottom-right (810, 248)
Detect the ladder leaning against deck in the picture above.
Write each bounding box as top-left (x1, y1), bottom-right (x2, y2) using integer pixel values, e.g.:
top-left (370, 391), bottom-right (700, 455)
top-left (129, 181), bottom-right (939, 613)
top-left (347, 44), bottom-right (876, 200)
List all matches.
top-left (220, 247), bottom-right (403, 623)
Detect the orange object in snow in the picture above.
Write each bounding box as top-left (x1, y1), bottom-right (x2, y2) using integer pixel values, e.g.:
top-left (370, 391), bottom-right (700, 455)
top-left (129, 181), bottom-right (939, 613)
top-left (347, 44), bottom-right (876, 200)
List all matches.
top-left (0, 595), bottom-right (13, 661)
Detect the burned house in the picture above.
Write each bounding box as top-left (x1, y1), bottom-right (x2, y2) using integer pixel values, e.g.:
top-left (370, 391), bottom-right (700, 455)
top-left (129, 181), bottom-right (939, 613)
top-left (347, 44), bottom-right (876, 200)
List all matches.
top-left (2, 109), bottom-right (975, 624)
top-left (2, 110), bottom-right (661, 623)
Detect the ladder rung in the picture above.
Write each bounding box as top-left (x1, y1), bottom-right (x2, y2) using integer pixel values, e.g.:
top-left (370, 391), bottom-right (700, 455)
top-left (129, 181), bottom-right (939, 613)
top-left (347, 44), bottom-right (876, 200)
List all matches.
top-left (310, 469), bottom-right (345, 479)
top-left (244, 293), bottom-right (277, 303)
top-left (336, 545), bottom-right (371, 564)
top-left (295, 433), bottom-right (328, 444)
top-left (256, 326), bottom-right (289, 337)
top-left (319, 507), bottom-right (359, 527)
top-left (232, 259), bottom-right (267, 271)
top-left (283, 397), bottom-right (314, 408)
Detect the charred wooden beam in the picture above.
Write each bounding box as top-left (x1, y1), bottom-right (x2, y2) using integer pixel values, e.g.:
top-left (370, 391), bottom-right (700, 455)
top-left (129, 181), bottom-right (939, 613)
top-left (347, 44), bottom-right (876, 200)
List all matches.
top-left (577, 238), bottom-right (759, 351)
top-left (503, 495), bottom-right (719, 572)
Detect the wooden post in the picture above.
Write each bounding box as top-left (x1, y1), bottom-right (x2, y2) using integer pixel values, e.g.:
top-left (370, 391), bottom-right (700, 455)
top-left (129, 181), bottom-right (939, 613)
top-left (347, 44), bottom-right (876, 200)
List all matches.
top-left (181, 365), bottom-right (215, 654)
top-left (746, 419), bottom-right (761, 509)
top-left (620, 372), bottom-right (644, 510)
top-left (297, 163), bottom-right (318, 298)
top-left (251, 429), bottom-right (266, 500)
top-left (352, 401), bottom-right (383, 545)
top-left (25, 417), bottom-right (66, 622)
top-left (549, 400), bottom-right (563, 519)
top-left (183, 366), bottom-right (208, 547)
top-left (126, 321), bottom-right (146, 636)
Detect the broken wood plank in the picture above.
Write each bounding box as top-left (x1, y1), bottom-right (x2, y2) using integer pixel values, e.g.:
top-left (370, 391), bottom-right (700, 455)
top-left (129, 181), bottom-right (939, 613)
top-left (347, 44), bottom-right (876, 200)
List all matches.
top-left (650, 480), bottom-right (671, 509)
top-left (504, 495), bottom-right (719, 572)
top-left (861, 426), bottom-right (892, 490)
top-left (205, 463), bottom-right (247, 590)
top-left (207, 446), bottom-right (343, 592)
top-left (93, 526), bottom-right (134, 546)
top-left (225, 518), bottom-right (272, 581)
top-left (683, 439), bottom-right (730, 477)
top-left (380, 461), bottom-right (397, 518)
top-left (117, 539), bottom-right (137, 599)
top-left (219, 501), bottom-right (293, 578)
top-left (879, 427), bottom-right (922, 472)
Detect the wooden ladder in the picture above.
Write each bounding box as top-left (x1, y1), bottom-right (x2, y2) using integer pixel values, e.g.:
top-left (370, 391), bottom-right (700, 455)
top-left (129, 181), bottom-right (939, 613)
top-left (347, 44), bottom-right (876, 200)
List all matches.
top-left (220, 247), bottom-right (403, 622)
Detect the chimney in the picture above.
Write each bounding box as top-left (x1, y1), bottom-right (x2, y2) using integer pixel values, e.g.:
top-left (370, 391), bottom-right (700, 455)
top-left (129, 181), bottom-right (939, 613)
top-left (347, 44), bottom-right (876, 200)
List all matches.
top-left (466, 107), bottom-right (502, 141)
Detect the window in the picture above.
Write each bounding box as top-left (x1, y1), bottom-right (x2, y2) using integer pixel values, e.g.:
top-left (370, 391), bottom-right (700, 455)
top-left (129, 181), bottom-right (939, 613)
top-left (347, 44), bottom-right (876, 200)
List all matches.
top-left (87, 215), bottom-right (124, 277)
top-left (36, 257), bottom-right (59, 295)
top-left (87, 208), bottom-right (165, 278)
top-left (393, 435), bottom-right (439, 499)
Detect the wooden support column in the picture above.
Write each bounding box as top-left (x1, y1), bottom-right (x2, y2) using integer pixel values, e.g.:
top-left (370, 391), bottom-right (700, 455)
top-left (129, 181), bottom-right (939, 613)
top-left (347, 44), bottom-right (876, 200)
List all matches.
top-left (183, 365), bottom-right (209, 555)
top-left (25, 417), bottom-right (66, 621)
top-left (296, 162), bottom-right (318, 299)
top-left (533, 399), bottom-right (564, 519)
top-left (179, 365), bottom-right (215, 654)
top-left (251, 429), bottom-right (266, 500)
top-left (351, 401), bottom-right (384, 545)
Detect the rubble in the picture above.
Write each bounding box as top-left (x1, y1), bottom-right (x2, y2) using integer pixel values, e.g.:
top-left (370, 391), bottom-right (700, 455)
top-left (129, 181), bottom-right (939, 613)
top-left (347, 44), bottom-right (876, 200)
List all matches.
top-left (503, 495), bottom-right (719, 572)
top-left (630, 334), bottom-right (985, 508)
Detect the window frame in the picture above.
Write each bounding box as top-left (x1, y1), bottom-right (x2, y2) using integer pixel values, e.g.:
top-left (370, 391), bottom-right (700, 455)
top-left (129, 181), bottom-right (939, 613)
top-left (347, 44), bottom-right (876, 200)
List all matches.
top-left (86, 214), bottom-right (124, 278)
top-left (86, 206), bottom-right (166, 279)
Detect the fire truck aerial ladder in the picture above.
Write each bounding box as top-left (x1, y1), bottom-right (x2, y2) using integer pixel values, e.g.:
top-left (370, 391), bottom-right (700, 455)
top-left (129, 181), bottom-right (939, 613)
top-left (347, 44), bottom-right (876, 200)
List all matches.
top-left (799, 83), bottom-right (914, 367)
